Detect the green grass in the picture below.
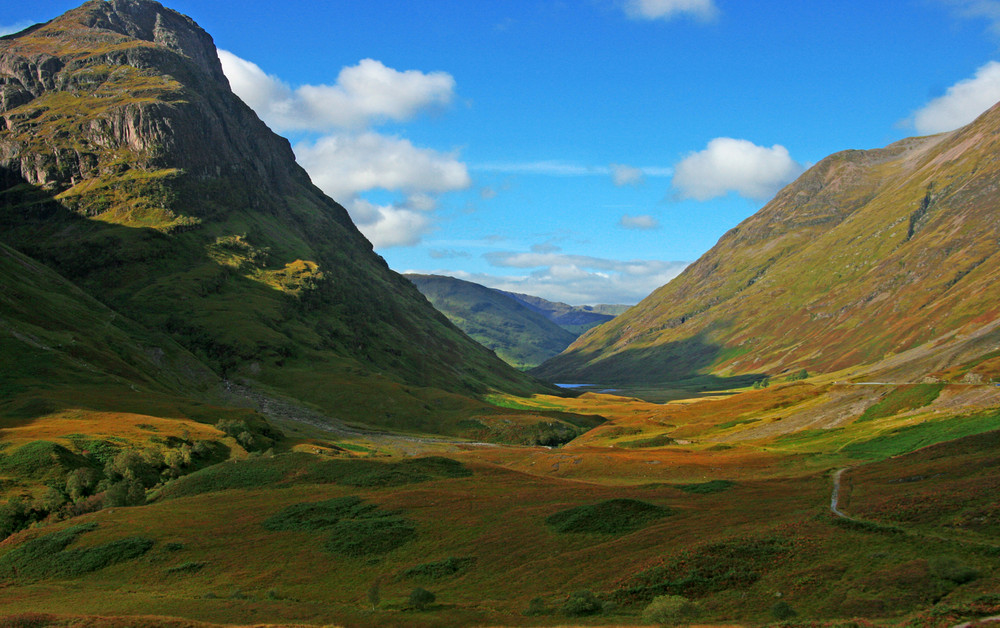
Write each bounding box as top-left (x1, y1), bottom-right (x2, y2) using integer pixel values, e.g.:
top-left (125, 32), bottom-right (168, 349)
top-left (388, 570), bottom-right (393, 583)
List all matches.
top-left (546, 499), bottom-right (672, 535)
top-left (0, 523), bottom-right (153, 580)
top-left (676, 479), bottom-right (736, 494)
top-left (857, 384), bottom-right (946, 422)
top-left (619, 434), bottom-right (676, 448)
top-left (843, 409), bottom-right (1000, 459)
top-left (0, 441), bottom-right (93, 479)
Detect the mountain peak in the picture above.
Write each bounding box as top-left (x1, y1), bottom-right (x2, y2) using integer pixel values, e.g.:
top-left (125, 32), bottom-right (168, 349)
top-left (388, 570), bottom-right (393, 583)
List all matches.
top-left (12, 0), bottom-right (227, 87)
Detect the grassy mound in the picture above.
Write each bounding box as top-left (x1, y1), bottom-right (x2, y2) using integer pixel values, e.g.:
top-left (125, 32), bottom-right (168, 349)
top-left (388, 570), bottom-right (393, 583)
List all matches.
top-left (0, 441), bottom-right (94, 479)
top-left (400, 556), bottom-right (477, 581)
top-left (262, 496), bottom-right (380, 532)
top-left (546, 499), bottom-right (672, 535)
top-left (0, 523), bottom-right (153, 580)
top-left (263, 496), bottom-right (415, 558)
top-left (677, 480), bottom-right (736, 494)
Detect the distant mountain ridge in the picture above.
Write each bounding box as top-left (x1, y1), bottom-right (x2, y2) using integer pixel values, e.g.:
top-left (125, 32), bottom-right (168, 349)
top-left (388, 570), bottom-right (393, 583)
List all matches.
top-left (500, 291), bottom-right (629, 335)
top-left (406, 274), bottom-right (578, 369)
top-left (535, 102), bottom-right (1000, 386)
top-left (406, 275), bottom-right (629, 369)
top-left (0, 0), bottom-right (549, 434)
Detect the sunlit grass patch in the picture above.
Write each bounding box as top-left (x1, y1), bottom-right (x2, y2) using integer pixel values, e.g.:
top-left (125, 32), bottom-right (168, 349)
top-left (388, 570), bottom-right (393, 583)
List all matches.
top-left (857, 383), bottom-right (945, 422)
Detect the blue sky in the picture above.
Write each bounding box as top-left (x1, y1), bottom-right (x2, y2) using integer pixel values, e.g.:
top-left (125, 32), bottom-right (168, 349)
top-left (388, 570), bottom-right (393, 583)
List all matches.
top-left (9, 0), bottom-right (1000, 304)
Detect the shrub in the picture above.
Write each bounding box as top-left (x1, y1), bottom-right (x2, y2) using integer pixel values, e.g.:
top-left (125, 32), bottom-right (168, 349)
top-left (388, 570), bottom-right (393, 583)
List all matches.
top-left (561, 590), bottom-right (602, 616)
top-left (0, 498), bottom-right (39, 540)
top-left (323, 517), bottom-right (416, 557)
top-left (546, 499), bottom-right (671, 535)
top-left (215, 418), bottom-right (283, 452)
top-left (524, 597), bottom-right (549, 616)
top-left (263, 496), bottom-right (416, 557)
top-left (401, 556), bottom-right (476, 581)
top-left (262, 496), bottom-right (377, 532)
top-left (165, 561), bottom-right (205, 574)
top-left (930, 556), bottom-right (979, 584)
top-left (409, 587), bottom-right (435, 610)
top-left (102, 478), bottom-right (146, 507)
top-left (642, 594), bottom-right (698, 624)
top-left (771, 600), bottom-right (797, 620)
top-left (65, 467), bottom-right (100, 501)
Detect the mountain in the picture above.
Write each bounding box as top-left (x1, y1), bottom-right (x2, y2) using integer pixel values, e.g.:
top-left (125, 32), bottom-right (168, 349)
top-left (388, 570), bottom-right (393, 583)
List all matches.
top-left (0, 0), bottom-right (549, 433)
top-left (406, 274), bottom-right (578, 369)
top-left (535, 102), bottom-right (1000, 386)
top-left (500, 291), bottom-right (629, 335)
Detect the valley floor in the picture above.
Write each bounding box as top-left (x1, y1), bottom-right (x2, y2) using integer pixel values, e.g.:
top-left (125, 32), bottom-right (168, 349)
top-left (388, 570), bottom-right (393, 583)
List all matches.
top-left (2, 378), bottom-right (1000, 627)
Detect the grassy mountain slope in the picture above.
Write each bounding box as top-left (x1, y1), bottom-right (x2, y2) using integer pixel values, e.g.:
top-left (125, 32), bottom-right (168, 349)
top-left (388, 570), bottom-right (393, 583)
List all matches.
top-left (406, 274), bottom-right (577, 369)
top-left (536, 103), bottom-right (1000, 386)
top-left (0, 240), bottom-right (216, 409)
top-left (0, 0), bottom-right (550, 433)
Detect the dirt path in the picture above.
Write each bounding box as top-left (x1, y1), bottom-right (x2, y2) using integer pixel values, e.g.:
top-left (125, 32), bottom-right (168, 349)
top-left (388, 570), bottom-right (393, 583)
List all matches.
top-left (830, 467), bottom-right (849, 518)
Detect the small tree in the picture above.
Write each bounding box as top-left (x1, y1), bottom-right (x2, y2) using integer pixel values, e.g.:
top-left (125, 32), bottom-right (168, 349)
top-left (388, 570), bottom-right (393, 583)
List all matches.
top-left (642, 594), bottom-right (698, 624)
top-left (367, 578), bottom-right (381, 611)
top-left (409, 587), bottom-right (435, 611)
top-left (561, 590), bottom-right (602, 617)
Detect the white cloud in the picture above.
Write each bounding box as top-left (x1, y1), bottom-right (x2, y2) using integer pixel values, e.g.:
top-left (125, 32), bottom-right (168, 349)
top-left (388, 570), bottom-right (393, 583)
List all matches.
top-left (294, 132), bottom-right (470, 202)
top-left (218, 51), bottom-right (454, 131)
top-left (472, 161), bottom-right (672, 178)
top-left (940, 0), bottom-right (1000, 34)
top-left (220, 50), bottom-right (467, 250)
top-left (348, 198), bottom-right (434, 248)
top-left (619, 214), bottom-right (660, 230)
top-left (672, 137), bottom-right (804, 201)
top-left (611, 163), bottom-right (645, 186)
top-left (415, 251), bottom-right (687, 305)
top-left (624, 0), bottom-right (719, 22)
top-left (908, 61), bottom-right (1000, 134)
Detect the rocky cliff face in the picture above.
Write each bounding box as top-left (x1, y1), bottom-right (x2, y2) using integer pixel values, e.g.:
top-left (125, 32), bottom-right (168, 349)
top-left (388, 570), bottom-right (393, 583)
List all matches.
top-left (536, 104), bottom-right (1000, 386)
top-left (0, 0), bottom-right (305, 205)
top-left (0, 0), bottom-right (547, 431)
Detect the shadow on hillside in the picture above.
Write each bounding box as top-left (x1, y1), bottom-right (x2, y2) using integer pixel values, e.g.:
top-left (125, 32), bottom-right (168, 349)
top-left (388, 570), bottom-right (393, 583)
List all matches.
top-left (536, 327), bottom-right (768, 398)
top-left (0, 169), bottom-right (255, 416)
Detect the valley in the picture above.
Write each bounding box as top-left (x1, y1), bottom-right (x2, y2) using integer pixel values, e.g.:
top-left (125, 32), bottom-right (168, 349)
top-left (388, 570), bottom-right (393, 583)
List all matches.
top-left (1, 1), bottom-right (1000, 627)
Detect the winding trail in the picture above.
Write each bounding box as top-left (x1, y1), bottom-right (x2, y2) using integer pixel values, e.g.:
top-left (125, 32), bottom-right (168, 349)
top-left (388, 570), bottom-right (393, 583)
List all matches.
top-left (830, 467), bottom-right (850, 518)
